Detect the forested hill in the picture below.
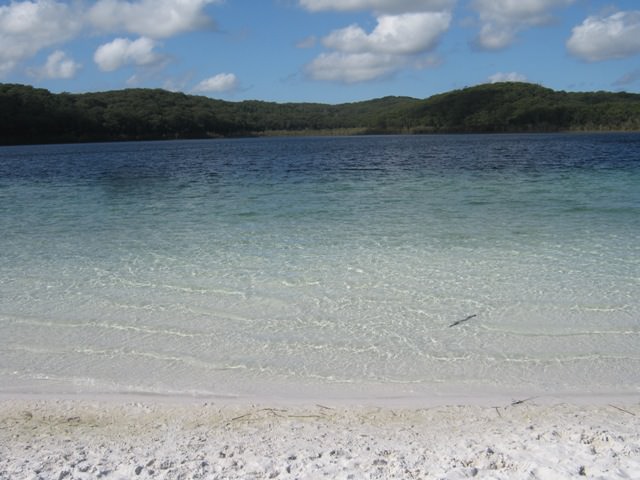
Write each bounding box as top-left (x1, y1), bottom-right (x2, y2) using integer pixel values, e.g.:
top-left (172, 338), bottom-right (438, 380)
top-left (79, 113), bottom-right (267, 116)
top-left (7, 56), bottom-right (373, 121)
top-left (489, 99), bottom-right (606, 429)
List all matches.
top-left (2, 82), bottom-right (640, 145)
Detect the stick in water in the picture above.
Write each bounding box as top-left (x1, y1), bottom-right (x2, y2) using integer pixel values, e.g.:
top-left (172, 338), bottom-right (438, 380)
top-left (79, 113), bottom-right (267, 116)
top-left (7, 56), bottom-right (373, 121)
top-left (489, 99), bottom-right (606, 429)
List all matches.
top-left (449, 314), bottom-right (477, 327)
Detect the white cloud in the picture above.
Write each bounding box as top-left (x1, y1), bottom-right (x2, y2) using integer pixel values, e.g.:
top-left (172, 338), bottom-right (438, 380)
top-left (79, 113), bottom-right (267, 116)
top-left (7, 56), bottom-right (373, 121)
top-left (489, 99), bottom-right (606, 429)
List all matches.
top-left (299, 0), bottom-right (453, 14)
top-left (94, 37), bottom-right (162, 72)
top-left (88, 0), bottom-right (220, 39)
top-left (0, 0), bottom-right (223, 78)
top-left (0, 0), bottom-right (81, 76)
top-left (472, 0), bottom-right (574, 50)
top-left (35, 50), bottom-right (81, 79)
top-left (306, 52), bottom-right (403, 83)
top-left (307, 11), bottom-right (450, 83)
top-left (413, 54), bottom-right (442, 69)
top-left (323, 12), bottom-right (451, 55)
top-left (488, 71), bottom-right (527, 83)
top-left (193, 73), bottom-right (239, 93)
top-left (0, 60), bottom-right (16, 77)
top-left (475, 23), bottom-right (516, 50)
top-left (566, 11), bottom-right (640, 62)
top-left (162, 73), bottom-right (195, 92)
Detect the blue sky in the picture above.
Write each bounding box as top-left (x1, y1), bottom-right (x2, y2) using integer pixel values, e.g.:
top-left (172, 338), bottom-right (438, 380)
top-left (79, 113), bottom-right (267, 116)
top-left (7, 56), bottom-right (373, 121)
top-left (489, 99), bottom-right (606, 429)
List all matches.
top-left (1, 0), bottom-right (639, 103)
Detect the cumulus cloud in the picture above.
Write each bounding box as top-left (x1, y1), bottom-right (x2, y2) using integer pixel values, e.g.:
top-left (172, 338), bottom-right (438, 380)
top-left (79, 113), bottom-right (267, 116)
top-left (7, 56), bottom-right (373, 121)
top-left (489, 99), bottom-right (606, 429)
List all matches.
top-left (306, 10), bottom-right (451, 83)
top-left (94, 37), bottom-right (162, 72)
top-left (472, 0), bottom-right (574, 50)
top-left (88, 0), bottom-right (220, 39)
top-left (488, 71), bottom-right (527, 83)
top-left (323, 12), bottom-right (451, 54)
top-left (0, 0), bottom-right (81, 76)
top-left (566, 11), bottom-right (640, 62)
top-left (299, 0), bottom-right (453, 14)
top-left (0, 0), bottom-right (222, 77)
top-left (193, 73), bottom-right (239, 93)
top-left (34, 50), bottom-right (81, 79)
top-left (306, 52), bottom-right (404, 83)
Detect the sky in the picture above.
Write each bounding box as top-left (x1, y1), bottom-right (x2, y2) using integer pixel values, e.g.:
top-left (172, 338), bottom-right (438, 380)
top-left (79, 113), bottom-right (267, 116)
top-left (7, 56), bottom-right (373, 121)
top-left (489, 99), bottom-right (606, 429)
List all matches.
top-left (1, 0), bottom-right (640, 104)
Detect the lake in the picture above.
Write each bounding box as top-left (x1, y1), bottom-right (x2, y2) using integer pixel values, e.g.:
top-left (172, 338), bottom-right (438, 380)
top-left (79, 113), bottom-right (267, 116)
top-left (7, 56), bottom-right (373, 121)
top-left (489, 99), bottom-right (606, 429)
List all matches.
top-left (1, 134), bottom-right (638, 401)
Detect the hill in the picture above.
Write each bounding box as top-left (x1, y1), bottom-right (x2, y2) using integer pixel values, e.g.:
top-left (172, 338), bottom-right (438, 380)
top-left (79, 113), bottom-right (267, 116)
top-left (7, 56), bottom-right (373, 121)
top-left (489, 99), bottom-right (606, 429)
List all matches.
top-left (408, 82), bottom-right (640, 133)
top-left (1, 82), bottom-right (639, 144)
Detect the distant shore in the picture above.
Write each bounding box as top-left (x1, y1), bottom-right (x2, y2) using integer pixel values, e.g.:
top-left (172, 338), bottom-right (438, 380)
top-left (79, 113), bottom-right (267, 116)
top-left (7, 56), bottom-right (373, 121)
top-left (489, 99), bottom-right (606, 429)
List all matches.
top-left (3, 81), bottom-right (640, 146)
top-left (1, 396), bottom-right (638, 479)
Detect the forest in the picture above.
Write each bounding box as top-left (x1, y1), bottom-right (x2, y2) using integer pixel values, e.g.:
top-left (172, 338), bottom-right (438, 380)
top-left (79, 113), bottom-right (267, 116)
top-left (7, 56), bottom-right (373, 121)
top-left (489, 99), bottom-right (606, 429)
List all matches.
top-left (1, 81), bottom-right (640, 145)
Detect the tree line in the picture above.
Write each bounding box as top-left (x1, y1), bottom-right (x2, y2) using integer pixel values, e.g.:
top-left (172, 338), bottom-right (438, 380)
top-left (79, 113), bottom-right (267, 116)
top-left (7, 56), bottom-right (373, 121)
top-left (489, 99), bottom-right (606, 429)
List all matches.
top-left (1, 82), bottom-right (639, 145)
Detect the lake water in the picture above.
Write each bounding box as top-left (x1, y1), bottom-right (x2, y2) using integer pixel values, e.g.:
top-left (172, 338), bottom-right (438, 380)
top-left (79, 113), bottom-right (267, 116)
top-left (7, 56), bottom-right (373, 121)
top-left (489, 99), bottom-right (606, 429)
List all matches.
top-left (1, 134), bottom-right (639, 401)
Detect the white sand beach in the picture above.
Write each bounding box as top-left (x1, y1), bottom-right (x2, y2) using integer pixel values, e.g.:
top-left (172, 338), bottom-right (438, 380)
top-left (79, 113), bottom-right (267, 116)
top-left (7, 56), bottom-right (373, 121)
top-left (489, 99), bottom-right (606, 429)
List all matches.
top-left (1, 396), bottom-right (639, 479)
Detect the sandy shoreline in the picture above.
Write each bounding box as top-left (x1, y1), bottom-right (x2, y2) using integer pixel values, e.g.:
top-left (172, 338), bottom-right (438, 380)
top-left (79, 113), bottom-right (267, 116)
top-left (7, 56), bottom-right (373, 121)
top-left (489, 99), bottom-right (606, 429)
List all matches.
top-left (1, 396), bottom-right (639, 479)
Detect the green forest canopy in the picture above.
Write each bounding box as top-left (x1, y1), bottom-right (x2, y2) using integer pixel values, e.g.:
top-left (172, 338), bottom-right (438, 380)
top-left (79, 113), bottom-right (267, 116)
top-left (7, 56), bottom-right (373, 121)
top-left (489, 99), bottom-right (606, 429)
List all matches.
top-left (1, 81), bottom-right (640, 144)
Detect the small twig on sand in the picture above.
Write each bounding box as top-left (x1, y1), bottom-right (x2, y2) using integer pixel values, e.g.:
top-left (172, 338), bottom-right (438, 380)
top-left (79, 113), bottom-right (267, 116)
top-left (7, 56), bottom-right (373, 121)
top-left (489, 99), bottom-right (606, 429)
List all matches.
top-left (608, 404), bottom-right (636, 416)
top-left (494, 407), bottom-right (503, 418)
top-left (316, 404), bottom-right (334, 411)
top-left (259, 408), bottom-right (286, 417)
top-left (229, 413), bottom-right (252, 423)
top-left (510, 397), bottom-right (535, 407)
top-left (449, 314), bottom-right (477, 328)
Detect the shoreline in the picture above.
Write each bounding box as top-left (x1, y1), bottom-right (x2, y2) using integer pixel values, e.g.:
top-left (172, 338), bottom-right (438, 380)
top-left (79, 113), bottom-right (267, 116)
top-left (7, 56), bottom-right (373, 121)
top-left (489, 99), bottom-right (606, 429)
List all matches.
top-left (1, 388), bottom-right (640, 408)
top-left (3, 129), bottom-right (640, 148)
top-left (1, 395), bottom-right (639, 479)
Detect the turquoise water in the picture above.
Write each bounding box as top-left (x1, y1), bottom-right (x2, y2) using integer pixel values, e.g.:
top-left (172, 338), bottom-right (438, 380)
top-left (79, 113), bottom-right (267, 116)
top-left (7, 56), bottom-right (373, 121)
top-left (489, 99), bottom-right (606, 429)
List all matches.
top-left (1, 134), bottom-right (639, 400)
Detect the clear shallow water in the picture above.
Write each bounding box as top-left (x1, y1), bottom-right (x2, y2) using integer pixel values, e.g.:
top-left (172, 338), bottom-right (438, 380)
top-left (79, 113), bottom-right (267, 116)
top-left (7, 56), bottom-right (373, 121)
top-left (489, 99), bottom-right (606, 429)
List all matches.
top-left (1, 134), bottom-right (639, 400)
